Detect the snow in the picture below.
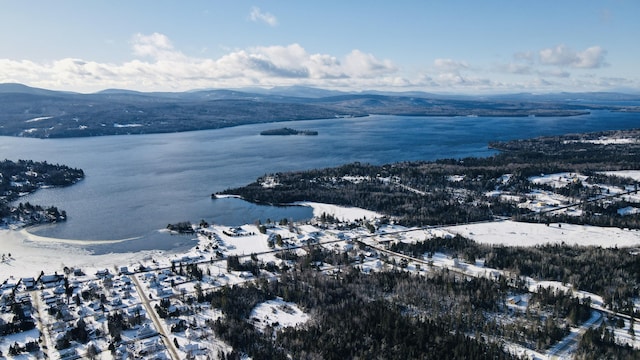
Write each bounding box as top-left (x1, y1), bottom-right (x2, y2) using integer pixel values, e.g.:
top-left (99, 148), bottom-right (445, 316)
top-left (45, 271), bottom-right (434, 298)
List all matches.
top-left (0, 328), bottom-right (40, 358)
top-left (260, 176), bottom-right (280, 188)
top-left (295, 201), bottom-right (382, 222)
top-left (0, 229), bottom-right (165, 282)
top-left (250, 298), bottom-right (309, 332)
top-left (517, 190), bottom-right (574, 213)
top-left (3, 200), bottom-right (640, 358)
top-left (618, 206), bottom-right (640, 216)
top-left (447, 175), bottom-right (465, 182)
top-left (565, 138), bottom-right (638, 145)
top-left (342, 175), bottom-right (370, 184)
top-left (445, 220), bottom-right (640, 248)
top-left (529, 172), bottom-right (588, 188)
top-left (600, 170), bottom-right (640, 182)
top-left (113, 123), bottom-right (143, 128)
top-left (24, 116), bottom-right (53, 123)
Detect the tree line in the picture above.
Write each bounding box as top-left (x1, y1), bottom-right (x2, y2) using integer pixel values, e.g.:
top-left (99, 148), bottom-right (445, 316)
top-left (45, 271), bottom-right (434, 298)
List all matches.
top-left (221, 128), bottom-right (640, 228)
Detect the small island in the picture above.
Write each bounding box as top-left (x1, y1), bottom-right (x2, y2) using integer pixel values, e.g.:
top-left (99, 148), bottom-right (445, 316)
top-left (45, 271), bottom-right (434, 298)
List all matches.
top-left (260, 127), bottom-right (318, 136)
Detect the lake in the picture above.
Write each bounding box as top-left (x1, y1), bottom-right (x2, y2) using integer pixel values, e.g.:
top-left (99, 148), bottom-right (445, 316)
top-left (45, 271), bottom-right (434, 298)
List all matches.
top-left (1, 111), bottom-right (638, 253)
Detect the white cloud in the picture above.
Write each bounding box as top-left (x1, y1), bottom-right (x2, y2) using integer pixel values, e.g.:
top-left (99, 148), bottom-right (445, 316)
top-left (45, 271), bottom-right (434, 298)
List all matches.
top-left (131, 33), bottom-right (184, 61)
top-left (343, 50), bottom-right (397, 78)
top-left (497, 44), bottom-right (610, 85)
top-left (500, 62), bottom-right (533, 75)
top-left (433, 58), bottom-right (469, 73)
top-left (0, 34), bottom-right (633, 94)
top-left (0, 34), bottom-right (401, 92)
top-left (539, 44), bottom-right (607, 69)
top-left (249, 7), bottom-right (278, 27)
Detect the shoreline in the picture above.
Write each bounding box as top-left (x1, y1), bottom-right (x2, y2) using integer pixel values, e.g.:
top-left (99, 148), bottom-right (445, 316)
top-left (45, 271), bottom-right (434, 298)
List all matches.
top-left (0, 201), bottom-right (382, 281)
top-left (0, 229), bottom-right (160, 280)
top-left (20, 226), bottom-right (142, 245)
top-left (4, 198), bottom-right (640, 283)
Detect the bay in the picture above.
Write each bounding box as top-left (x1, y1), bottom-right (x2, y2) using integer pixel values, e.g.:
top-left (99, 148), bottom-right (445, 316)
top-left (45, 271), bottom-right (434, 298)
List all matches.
top-left (1, 111), bottom-right (638, 253)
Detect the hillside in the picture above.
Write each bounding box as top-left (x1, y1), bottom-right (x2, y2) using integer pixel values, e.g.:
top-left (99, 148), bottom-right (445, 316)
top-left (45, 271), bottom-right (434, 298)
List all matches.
top-left (1, 83), bottom-right (634, 138)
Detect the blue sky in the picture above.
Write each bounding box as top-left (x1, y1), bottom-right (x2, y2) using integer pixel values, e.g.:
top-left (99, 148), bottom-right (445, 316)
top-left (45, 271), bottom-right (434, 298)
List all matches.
top-left (1, 1), bottom-right (638, 93)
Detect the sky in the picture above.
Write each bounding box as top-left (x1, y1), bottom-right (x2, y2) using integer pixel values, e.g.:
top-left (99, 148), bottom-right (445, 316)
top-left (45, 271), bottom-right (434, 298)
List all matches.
top-left (1, 1), bottom-right (638, 94)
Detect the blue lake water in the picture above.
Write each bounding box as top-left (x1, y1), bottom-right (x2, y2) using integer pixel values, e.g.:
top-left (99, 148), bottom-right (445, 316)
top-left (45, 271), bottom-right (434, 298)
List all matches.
top-left (1, 111), bottom-right (639, 253)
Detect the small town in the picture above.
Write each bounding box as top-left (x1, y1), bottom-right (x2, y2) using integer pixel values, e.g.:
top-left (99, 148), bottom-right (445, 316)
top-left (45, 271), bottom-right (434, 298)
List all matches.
top-left (2, 184), bottom-right (640, 359)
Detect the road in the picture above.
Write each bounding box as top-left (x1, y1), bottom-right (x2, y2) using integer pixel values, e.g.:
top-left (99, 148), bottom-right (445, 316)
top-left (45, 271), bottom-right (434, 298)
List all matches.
top-left (30, 290), bottom-right (52, 359)
top-left (131, 274), bottom-right (181, 360)
top-left (353, 229), bottom-right (640, 358)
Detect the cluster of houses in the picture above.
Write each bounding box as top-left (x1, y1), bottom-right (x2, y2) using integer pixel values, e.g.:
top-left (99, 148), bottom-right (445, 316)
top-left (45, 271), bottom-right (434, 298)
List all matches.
top-left (0, 266), bottom-right (175, 359)
top-left (0, 218), bottom-right (393, 359)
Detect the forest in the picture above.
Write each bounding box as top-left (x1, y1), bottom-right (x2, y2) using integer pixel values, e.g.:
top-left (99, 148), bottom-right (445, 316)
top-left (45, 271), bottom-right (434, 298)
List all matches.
top-left (210, 128), bottom-right (640, 357)
top-left (0, 83), bottom-right (610, 138)
top-left (152, 244), bottom-right (612, 359)
top-left (0, 159), bottom-right (84, 225)
top-left (221, 128), bottom-right (640, 228)
top-left (390, 235), bottom-right (640, 317)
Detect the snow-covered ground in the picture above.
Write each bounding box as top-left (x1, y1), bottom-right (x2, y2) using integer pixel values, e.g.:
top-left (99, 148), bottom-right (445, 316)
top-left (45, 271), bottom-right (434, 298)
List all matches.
top-left (0, 201), bottom-right (381, 284)
top-left (601, 170), bottom-right (640, 182)
top-left (0, 229), bottom-right (165, 282)
top-left (294, 201), bottom-right (382, 221)
top-left (445, 220), bottom-right (640, 248)
top-left (529, 172), bottom-right (588, 188)
top-left (250, 298), bottom-right (309, 332)
top-left (3, 200), bottom-right (640, 358)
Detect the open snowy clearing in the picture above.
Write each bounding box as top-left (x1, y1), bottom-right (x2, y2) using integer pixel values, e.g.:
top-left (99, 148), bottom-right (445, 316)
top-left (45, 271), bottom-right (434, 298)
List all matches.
top-left (250, 298), bottom-right (310, 332)
top-left (445, 220), bottom-right (640, 248)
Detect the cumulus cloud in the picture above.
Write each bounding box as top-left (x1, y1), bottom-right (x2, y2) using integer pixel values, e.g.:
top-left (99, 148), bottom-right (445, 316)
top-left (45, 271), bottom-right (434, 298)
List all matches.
top-left (0, 33), bottom-right (631, 94)
top-left (343, 50), bottom-right (397, 78)
top-left (539, 44), bottom-right (607, 69)
top-left (249, 7), bottom-right (278, 27)
top-left (498, 44), bottom-right (609, 85)
top-left (0, 34), bottom-right (401, 92)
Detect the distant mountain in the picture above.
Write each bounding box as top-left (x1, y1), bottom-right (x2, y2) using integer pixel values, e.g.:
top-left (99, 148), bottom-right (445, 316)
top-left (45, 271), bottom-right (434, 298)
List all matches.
top-left (0, 83), bottom-right (76, 96)
top-left (251, 85), bottom-right (349, 98)
top-left (0, 83), bottom-right (637, 139)
top-left (484, 92), bottom-right (640, 103)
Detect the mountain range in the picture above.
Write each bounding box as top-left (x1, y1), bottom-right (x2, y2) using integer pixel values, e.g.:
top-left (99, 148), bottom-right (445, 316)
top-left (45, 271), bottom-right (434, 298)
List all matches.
top-left (1, 83), bottom-right (638, 138)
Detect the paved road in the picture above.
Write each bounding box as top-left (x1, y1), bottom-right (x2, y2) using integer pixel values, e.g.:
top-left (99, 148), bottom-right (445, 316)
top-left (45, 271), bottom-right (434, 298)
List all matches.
top-left (131, 274), bottom-right (181, 360)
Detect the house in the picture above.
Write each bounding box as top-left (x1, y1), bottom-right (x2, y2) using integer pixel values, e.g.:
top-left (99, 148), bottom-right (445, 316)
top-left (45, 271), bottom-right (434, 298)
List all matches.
top-left (136, 323), bottom-right (157, 339)
top-left (137, 339), bottom-right (163, 356)
top-left (154, 287), bottom-right (173, 298)
top-left (95, 269), bottom-right (110, 278)
top-left (57, 346), bottom-right (78, 360)
top-left (110, 297), bottom-right (123, 307)
top-left (39, 273), bottom-right (64, 288)
top-left (21, 277), bottom-right (36, 290)
top-left (126, 304), bottom-right (145, 321)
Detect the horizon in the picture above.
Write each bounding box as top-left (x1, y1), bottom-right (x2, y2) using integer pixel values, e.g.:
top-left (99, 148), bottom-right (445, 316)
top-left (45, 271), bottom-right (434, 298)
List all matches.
top-left (1, 1), bottom-right (639, 94)
top-left (3, 81), bottom-right (640, 97)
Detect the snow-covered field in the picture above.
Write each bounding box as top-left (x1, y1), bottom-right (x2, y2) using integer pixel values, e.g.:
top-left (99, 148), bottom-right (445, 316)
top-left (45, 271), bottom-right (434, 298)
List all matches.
top-left (3, 200), bottom-right (640, 358)
top-left (446, 220), bottom-right (640, 248)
